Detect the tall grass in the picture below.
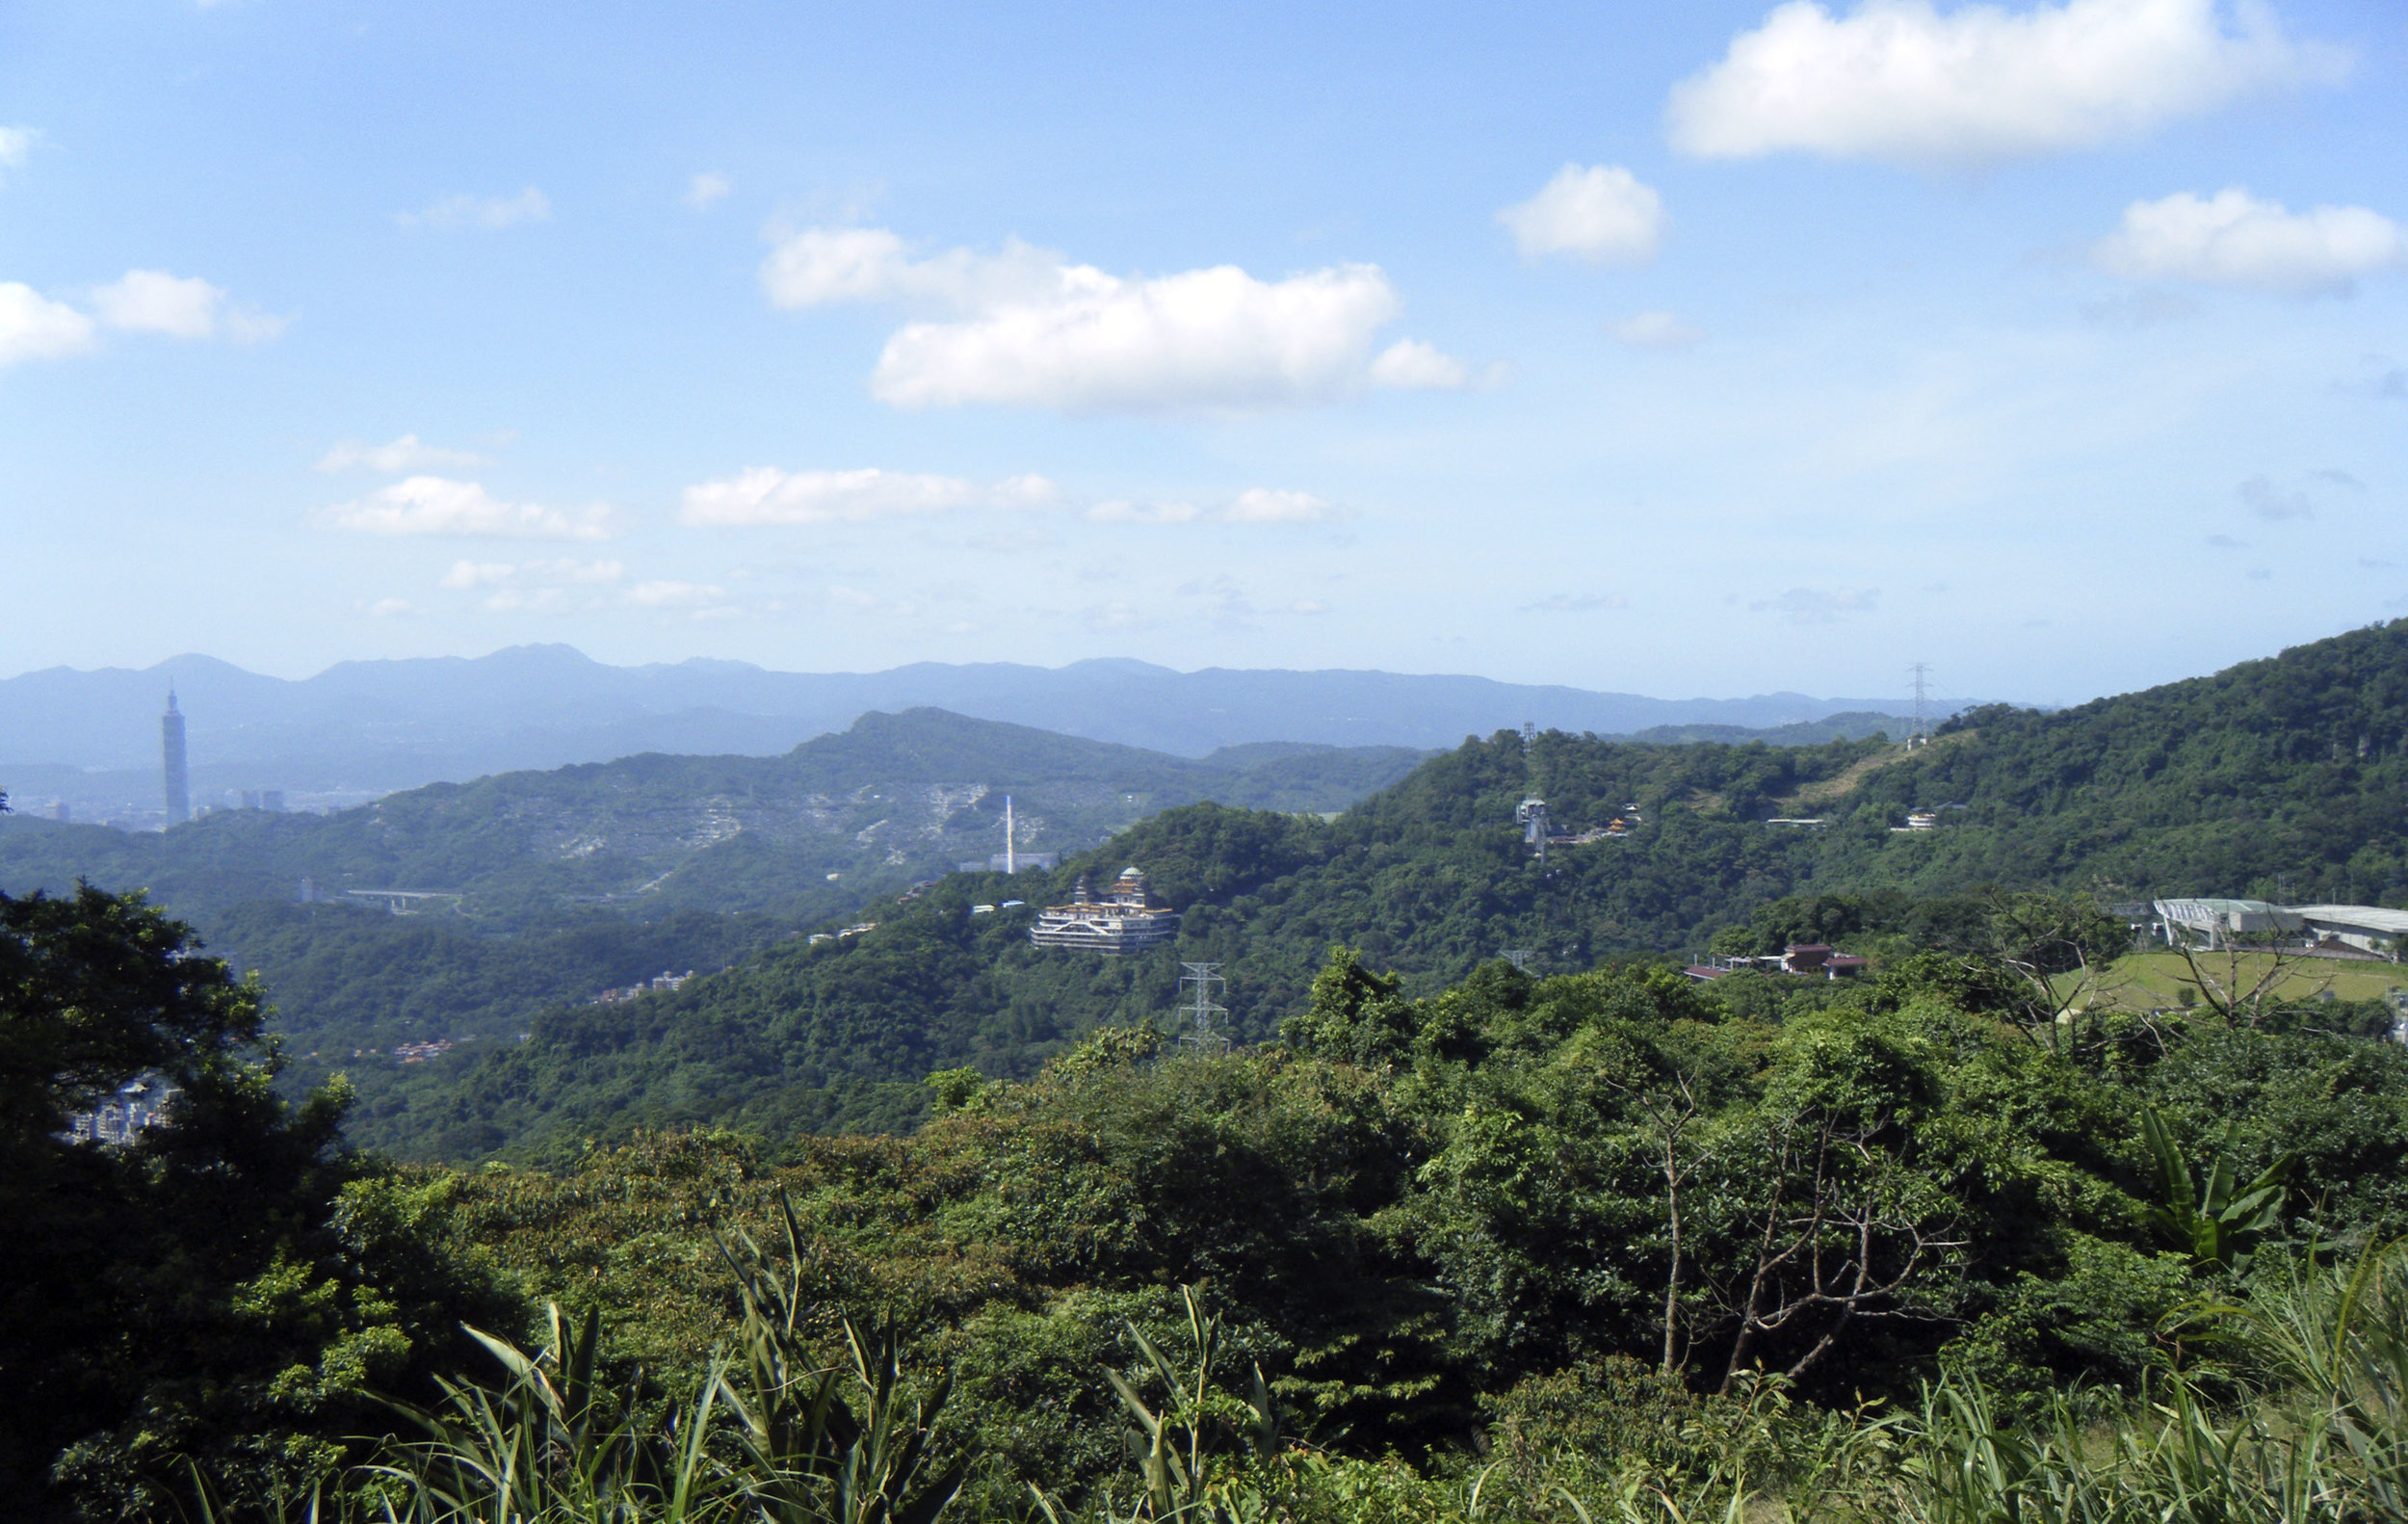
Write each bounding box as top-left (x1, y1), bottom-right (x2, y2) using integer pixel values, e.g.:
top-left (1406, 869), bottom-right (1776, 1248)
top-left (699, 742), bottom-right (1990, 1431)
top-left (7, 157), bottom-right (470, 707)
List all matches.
top-left (194, 1235), bottom-right (2408, 1523)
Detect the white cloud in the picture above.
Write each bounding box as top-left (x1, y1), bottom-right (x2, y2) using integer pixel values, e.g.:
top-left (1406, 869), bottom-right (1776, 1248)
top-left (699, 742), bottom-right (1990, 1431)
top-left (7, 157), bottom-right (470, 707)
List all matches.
top-left (760, 227), bottom-right (1063, 311)
top-left (439, 561), bottom-right (515, 590)
top-left (1090, 488), bottom-right (1349, 526)
top-left (0, 126), bottom-right (39, 180)
top-left (680, 466), bottom-right (1057, 526)
top-left (437, 558), bottom-right (624, 591)
top-left (2093, 187), bottom-right (2408, 294)
top-left (1610, 311), bottom-right (1707, 349)
top-left (1087, 500), bottom-right (1203, 524)
top-left (1370, 338), bottom-right (1470, 388)
top-left (1666, 0), bottom-right (2343, 170)
top-left (1225, 488), bottom-right (1345, 524)
top-left (316, 434), bottom-right (496, 474)
top-left (322, 476), bottom-right (615, 539)
top-left (0, 282), bottom-right (96, 365)
top-left (1498, 164), bottom-right (1664, 264)
top-left (1751, 586), bottom-right (1880, 621)
top-left (686, 171), bottom-right (731, 210)
top-left (363, 597), bottom-right (419, 618)
top-left (398, 187), bottom-right (552, 231)
top-left (761, 224), bottom-right (1453, 412)
top-left (91, 270), bottom-right (222, 338)
top-left (89, 269), bottom-right (286, 342)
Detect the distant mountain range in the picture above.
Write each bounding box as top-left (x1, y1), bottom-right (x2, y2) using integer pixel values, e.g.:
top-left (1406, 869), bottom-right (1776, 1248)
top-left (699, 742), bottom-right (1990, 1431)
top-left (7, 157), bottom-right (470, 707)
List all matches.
top-left (0, 645), bottom-right (1930, 817)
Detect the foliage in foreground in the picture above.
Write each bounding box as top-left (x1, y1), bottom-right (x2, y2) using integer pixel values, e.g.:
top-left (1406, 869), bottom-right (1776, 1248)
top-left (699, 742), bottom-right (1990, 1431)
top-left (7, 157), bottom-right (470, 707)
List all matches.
top-left (203, 1237), bottom-right (2408, 1524)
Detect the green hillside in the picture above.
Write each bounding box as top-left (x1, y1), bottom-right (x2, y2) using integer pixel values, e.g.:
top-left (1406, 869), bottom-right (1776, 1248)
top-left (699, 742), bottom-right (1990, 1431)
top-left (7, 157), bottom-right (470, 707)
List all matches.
top-left (0, 710), bottom-right (1424, 1094)
top-left (353, 619), bottom-right (2408, 1160)
top-left (0, 707), bottom-right (1426, 923)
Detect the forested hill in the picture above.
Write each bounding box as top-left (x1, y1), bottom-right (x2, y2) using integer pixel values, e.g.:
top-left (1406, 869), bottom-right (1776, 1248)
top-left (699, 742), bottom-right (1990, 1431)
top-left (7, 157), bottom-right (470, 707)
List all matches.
top-left (1842, 620), bottom-right (2408, 900)
top-left (0, 707), bottom-right (1426, 925)
top-left (353, 619), bottom-right (2408, 1161)
top-left (0, 710), bottom-right (1422, 1103)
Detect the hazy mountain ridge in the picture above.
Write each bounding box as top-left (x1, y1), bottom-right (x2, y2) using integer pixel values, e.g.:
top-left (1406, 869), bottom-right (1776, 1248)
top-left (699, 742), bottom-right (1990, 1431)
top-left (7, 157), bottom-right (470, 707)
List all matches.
top-left (0, 645), bottom-right (1926, 810)
top-left (0, 707), bottom-right (1428, 926)
top-left (353, 617), bottom-right (2408, 1159)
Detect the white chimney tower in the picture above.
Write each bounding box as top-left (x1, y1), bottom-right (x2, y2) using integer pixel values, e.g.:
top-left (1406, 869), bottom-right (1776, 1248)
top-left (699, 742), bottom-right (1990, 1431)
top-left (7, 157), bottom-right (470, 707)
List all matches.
top-left (1004, 795), bottom-right (1016, 874)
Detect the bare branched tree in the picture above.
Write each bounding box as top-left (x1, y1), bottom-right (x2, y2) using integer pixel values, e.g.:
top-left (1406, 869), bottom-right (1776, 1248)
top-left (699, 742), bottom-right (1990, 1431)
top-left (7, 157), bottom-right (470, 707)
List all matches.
top-left (1704, 1114), bottom-right (1967, 1393)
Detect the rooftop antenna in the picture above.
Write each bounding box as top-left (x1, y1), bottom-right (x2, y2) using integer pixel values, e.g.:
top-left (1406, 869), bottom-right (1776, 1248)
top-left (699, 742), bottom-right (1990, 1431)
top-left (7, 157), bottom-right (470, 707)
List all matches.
top-left (1004, 794), bottom-right (1015, 875)
top-left (1907, 662), bottom-right (1931, 749)
top-left (1178, 961), bottom-right (1228, 1051)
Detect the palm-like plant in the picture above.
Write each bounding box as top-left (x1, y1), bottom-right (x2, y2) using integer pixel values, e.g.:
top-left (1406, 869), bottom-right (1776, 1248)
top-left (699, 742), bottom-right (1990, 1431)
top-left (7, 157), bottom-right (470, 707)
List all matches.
top-left (2139, 1108), bottom-right (2294, 1275)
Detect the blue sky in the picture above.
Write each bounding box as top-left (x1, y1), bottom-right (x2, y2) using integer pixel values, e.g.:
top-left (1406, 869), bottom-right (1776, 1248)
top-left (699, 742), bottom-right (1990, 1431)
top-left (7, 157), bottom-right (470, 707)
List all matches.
top-left (2, 0), bottom-right (2403, 707)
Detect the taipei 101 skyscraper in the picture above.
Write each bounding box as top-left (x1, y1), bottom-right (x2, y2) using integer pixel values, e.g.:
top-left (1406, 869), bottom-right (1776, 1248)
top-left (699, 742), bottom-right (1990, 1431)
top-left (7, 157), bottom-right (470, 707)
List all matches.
top-left (162, 691), bottom-right (190, 825)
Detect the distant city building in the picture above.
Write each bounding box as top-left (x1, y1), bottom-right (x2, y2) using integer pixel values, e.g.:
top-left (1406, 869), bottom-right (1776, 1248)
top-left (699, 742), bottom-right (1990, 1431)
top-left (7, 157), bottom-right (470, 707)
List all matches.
top-left (161, 691), bottom-right (190, 825)
top-left (42, 800), bottom-right (68, 822)
top-left (65, 1077), bottom-right (178, 1144)
top-left (592, 969), bottom-right (697, 1004)
top-left (1030, 867), bottom-right (1180, 956)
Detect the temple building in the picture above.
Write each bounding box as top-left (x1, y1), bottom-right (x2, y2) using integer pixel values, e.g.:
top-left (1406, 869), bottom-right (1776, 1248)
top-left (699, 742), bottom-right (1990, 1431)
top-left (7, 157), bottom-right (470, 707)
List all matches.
top-left (1029, 866), bottom-right (1180, 956)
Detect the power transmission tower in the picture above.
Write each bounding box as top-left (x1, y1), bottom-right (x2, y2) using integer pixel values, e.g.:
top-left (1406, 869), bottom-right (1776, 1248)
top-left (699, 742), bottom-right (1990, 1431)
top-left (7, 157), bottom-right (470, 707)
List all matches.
top-left (1907, 663), bottom-right (1932, 749)
top-left (1178, 961), bottom-right (1229, 1051)
top-left (1500, 948), bottom-right (1534, 974)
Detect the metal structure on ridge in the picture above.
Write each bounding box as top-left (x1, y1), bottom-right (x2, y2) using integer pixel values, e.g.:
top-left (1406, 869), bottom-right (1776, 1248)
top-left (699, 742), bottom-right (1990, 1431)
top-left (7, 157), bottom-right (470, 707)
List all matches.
top-left (1178, 960), bottom-right (1229, 1051)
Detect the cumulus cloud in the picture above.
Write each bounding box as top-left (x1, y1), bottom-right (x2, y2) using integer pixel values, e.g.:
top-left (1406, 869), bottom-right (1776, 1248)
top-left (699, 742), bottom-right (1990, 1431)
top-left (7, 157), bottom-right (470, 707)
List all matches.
top-left (1666, 0), bottom-right (2343, 170)
top-left (1225, 488), bottom-right (1345, 524)
top-left (1751, 587), bottom-right (1879, 622)
top-left (679, 466), bottom-right (1057, 526)
top-left (438, 558), bottom-right (623, 590)
top-left (1088, 489), bottom-right (1346, 525)
top-left (0, 282), bottom-right (96, 365)
top-left (685, 171), bottom-right (731, 210)
top-left (1498, 164), bottom-right (1664, 264)
top-left (322, 476), bottom-right (615, 539)
top-left (89, 269), bottom-right (285, 341)
top-left (1087, 500), bottom-right (1203, 524)
top-left (1370, 338), bottom-right (1470, 388)
top-left (316, 434), bottom-right (496, 474)
top-left (0, 126), bottom-right (39, 181)
top-left (2238, 475), bottom-right (2313, 520)
top-left (398, 187), bottom-right (552, 231)
top-left (2093, 188), bottom-right (2408, 294)
top-left (363, 597), bottom-right (419, 617)
top-left (760, 224), bottom-right (1458, 412)
top-left (1610, 311), bottom-right (1706, 349)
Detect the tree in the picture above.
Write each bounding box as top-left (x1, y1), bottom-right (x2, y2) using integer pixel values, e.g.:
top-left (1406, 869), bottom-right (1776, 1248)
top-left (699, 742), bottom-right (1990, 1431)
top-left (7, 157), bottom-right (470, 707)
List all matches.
top-left (0, 886), bottom-right (518, 1520)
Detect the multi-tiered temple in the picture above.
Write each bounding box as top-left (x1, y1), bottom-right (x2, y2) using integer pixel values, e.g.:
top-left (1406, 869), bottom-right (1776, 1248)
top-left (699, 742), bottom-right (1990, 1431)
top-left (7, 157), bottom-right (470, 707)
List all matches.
top-left (1029, 866), bottom-right (1180, 956)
